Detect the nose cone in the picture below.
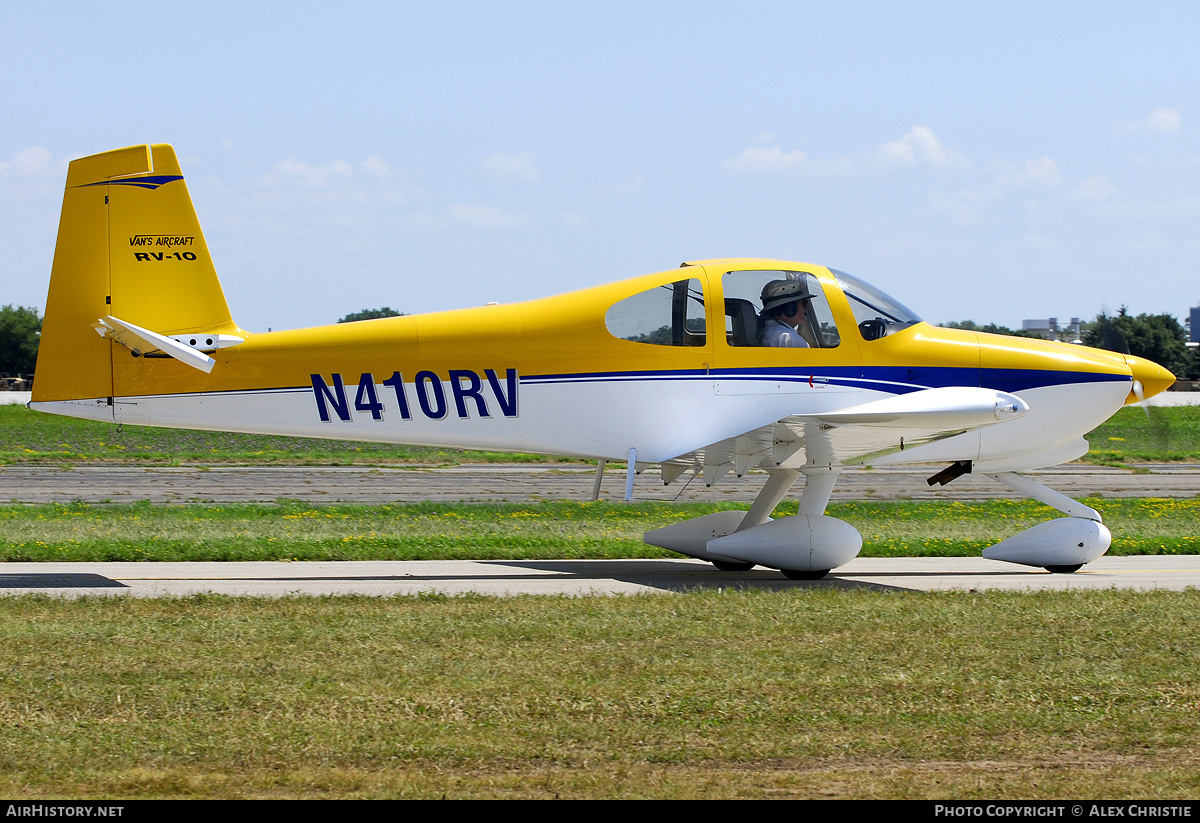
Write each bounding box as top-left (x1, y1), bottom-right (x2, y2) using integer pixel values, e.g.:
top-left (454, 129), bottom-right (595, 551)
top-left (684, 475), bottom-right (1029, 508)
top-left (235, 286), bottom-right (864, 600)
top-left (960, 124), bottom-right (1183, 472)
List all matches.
top-left (1124, 355), bottom-right (1176, 404)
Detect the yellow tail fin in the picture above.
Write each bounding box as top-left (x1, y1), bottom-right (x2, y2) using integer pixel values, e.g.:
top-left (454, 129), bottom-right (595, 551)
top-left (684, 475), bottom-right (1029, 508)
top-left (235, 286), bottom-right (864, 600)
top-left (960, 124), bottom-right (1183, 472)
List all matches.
top-left (34, 144), bottom-right (240, 403)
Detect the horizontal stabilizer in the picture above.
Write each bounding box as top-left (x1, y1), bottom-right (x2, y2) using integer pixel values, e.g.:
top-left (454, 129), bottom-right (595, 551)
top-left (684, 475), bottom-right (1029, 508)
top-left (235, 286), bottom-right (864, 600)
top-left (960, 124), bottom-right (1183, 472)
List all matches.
top-left (92, 315), bottom-right (220, 373)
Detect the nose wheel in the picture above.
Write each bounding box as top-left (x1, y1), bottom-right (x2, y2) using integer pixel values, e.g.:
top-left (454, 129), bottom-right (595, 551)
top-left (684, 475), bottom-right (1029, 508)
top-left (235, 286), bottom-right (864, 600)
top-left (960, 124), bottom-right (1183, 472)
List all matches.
top-left (1044, 564), bottom-right (1083, 574)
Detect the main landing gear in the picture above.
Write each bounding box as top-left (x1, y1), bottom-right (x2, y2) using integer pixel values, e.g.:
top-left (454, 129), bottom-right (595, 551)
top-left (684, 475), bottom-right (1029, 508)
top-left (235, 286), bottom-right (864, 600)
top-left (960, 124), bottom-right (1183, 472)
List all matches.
top-left (645, 463), bottom-right (1113, 579)
top-left (644, 466), bottom-right (861, 580)
top-left (780, 568), bottom-right (830, 580)
top-left (711, 559), bottom-right (756, 572)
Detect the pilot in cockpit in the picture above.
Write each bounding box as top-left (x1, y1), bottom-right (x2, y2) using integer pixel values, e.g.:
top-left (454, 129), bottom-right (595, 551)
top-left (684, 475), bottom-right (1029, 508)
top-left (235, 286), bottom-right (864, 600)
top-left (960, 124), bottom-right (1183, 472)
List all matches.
top-left (758, 279), bottom-right (813, 348)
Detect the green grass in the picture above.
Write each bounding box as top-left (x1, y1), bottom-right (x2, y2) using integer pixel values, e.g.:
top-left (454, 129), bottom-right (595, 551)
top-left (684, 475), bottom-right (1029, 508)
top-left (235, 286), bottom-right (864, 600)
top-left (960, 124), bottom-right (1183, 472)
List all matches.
top-left (0, 405), bottom-right (578, 466)
top-left (1082, 405), bottom-right (1200, 463)
top-left (1, 589), bottom-right (1198, 798)
top-left (5, 402), bottom-right (1200, 465)
top-left (2, 498), bottom-right (1197, 562)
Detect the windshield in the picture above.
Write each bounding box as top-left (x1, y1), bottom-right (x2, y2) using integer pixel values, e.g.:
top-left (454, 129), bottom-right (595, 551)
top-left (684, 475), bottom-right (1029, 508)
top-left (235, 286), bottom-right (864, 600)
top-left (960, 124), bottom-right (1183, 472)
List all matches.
top-left (831, 269), bottom-right (921, 340)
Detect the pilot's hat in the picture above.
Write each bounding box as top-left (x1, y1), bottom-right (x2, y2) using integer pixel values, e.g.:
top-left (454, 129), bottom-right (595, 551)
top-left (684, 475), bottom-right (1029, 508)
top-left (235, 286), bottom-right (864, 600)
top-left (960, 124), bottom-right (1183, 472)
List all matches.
top-left (760, 279), bottom-right (814, 311)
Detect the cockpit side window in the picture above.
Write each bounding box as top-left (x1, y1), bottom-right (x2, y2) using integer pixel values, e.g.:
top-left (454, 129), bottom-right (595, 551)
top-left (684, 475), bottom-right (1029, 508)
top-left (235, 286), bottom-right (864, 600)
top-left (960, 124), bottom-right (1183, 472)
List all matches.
top-left (831, 269), bottom-right (921, 341)
top-left (722, 270), bottom-right (841, 348)
top-left (605, 278), bottom-right (706, 346)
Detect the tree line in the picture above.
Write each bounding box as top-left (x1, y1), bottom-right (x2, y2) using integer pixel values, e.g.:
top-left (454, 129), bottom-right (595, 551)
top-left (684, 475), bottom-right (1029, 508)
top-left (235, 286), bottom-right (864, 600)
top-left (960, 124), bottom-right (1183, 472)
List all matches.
top-left (0, 305), bottom-right (40, 377)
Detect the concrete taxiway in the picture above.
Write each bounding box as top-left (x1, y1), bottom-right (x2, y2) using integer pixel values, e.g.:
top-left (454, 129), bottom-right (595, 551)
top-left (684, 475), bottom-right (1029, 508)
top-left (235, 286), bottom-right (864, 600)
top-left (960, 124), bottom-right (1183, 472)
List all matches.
top-left (2, 463), bottom-right (1199, 504)
top-left (2, 556), bottom-right (1198, 597)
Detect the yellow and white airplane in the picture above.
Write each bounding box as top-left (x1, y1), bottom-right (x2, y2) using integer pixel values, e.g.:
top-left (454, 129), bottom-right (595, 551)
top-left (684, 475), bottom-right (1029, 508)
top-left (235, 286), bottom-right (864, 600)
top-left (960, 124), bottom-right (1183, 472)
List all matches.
top-left (32, 144), bottom-right (1176, 578)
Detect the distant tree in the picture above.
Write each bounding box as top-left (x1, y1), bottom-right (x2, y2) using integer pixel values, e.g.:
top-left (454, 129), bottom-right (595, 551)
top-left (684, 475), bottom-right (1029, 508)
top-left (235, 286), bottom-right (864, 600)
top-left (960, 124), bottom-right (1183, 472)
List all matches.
top-left (0, 305), bottom-right (41, 375)
top-left (337, 307), bottom-right (405, 323)
top-left (1083, 309), bottom-right (1190, 378)
top-left (623, 324), bottom-right (673, 345)
top-left (940, 320), bottom-right (1042, 339)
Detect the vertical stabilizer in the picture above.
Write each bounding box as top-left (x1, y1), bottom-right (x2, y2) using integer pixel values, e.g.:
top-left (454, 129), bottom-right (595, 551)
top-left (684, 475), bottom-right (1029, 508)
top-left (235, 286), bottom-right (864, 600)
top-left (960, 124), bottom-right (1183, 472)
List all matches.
top-left (34, 144), bottom-right (238, 405)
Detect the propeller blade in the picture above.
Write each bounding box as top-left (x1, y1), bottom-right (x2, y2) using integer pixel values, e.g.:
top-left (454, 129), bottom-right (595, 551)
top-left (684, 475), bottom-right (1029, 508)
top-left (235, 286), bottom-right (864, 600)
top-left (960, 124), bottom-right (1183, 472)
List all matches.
top-left (1132, 379), bottom-right (1149, 419)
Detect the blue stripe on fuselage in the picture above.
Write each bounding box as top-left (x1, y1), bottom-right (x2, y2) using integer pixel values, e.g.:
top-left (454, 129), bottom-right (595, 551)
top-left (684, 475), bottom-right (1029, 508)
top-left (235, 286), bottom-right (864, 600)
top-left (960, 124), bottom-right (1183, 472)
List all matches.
top-left (520, 366), bottom-right (1128, 394)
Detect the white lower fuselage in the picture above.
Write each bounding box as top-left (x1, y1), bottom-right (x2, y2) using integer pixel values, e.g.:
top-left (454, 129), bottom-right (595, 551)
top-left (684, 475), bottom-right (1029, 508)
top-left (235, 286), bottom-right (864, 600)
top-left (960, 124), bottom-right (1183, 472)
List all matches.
top-left (32, 365), bottom-right (1132, 474)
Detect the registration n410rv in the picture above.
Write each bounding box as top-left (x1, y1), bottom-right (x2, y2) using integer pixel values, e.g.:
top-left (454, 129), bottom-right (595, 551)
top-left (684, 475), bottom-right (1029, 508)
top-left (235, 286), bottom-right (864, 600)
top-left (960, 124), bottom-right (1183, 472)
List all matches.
top-left (32, 144), bottom-right (1176, 578)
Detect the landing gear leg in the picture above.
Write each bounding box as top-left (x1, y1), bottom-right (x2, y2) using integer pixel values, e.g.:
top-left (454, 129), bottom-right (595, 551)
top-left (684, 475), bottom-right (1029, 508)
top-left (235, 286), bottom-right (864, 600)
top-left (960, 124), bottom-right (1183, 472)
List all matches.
top-left (776, 466), bottom-right (842, 580)
top-left (709, 469), bottom-right (800, 572)
top-left (737, 469), bottom-right (800, 530)
top-left (683, 466), bottom-right (860, 576)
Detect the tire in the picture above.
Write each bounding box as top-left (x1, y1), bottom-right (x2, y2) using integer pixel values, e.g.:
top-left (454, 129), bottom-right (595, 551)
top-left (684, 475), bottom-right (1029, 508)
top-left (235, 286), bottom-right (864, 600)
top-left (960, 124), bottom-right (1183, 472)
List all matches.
top-left (780, 568), bottom-right (830, 580)
top-left (711, 560), bottom-right (755, 572)
top-left (1044, 564), bottom-right (1084, 574)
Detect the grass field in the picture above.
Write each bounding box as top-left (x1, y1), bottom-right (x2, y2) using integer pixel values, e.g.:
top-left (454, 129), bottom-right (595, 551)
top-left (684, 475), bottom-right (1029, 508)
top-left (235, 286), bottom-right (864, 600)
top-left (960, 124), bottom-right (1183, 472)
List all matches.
top-left (0, 405), bottom-right (574, 466)
top-left (1085, 404), bottom-right (1200, 464)
top-left (3, 403), bottom-right (1200, 466)
top-left (1, 498), bottom-right (1197, 562)
top-left (2, 588), bottom-right (1198, 799)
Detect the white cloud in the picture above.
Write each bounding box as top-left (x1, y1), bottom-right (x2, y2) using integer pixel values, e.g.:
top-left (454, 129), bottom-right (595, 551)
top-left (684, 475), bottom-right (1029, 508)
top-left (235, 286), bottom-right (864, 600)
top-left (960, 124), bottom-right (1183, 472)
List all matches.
top-left (722, 145), bottom-right (853, 175)
top-left (1117, 107), bottom-right (1182, 133)
top-left (1070, 175), bottom-right (1118, 202)
top-left (362, 155), bottom-right (391, 179)
top-left (0, 146), bottom-right (65, 206)
top-left (878, 126), bottom-right (969, 170)
top-left (249, 155), bottom-right (420, 207)
top-left (929, 186), bottom-right (1000, 226)
top-left (482, 152), bottom-right (539, 181)
top-left (0, 146), bottom-right (54, 177)
top-left (591, 174), bottom-right (643, 196)
top-left (269, 157), bottom-right (354, 187)
top-left (928, 156), bottom-right (1063, 225)
top-left (724, 128), bottom-right (965, 177)
top-left (560, 211), bottom-right (587, 228)
top-left (723, 146), bottom-right (808, 173)
top-left (993, 157), bottom-right (1062, 188)
top-left (448, 203), bottom-right (530, 229)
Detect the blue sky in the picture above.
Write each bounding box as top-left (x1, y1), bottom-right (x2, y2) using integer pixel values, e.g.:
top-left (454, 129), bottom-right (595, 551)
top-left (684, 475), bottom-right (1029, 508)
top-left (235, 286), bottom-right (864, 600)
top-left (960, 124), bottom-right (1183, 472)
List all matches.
top-left (3, 2), bottom-right (1198, 331)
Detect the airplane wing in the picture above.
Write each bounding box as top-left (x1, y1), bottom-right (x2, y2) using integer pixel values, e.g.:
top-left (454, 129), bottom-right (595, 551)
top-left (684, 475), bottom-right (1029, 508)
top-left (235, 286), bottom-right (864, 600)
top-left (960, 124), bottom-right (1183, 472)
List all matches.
top-left (659, 386), bottom-right (1029, 485)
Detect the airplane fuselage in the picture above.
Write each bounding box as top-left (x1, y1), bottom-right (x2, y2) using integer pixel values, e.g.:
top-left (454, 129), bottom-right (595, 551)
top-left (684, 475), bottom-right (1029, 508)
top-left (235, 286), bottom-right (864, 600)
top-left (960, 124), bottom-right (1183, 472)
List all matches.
top-left (34, 260), bottom-right (1167, 475)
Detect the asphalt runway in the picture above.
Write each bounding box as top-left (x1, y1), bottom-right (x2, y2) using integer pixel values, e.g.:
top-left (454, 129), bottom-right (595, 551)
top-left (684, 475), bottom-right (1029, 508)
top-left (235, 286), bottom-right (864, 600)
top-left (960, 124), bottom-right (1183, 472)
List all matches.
top-left (2, 463), bottom-right (1199, 504)
top-left (2, 556), bottom-right (1198, 597)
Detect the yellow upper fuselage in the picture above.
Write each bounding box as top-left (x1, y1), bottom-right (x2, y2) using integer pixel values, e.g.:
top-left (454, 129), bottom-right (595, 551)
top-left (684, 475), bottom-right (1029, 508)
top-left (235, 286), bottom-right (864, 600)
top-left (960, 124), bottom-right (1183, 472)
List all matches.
top-left (97, 258), bottom-right (1167, 407)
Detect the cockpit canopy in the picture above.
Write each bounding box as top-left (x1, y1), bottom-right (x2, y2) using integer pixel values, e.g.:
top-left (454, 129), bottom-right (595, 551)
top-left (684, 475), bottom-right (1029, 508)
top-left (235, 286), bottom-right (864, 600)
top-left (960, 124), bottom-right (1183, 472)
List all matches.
top-left (604, 264), bottom-right (921, 348)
